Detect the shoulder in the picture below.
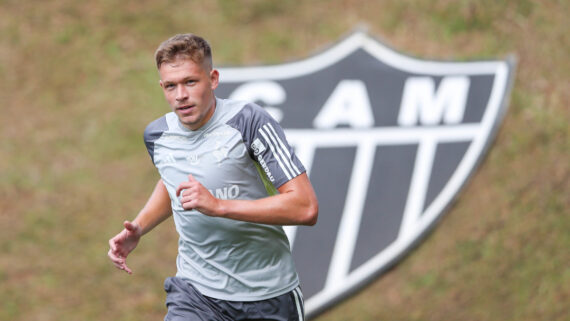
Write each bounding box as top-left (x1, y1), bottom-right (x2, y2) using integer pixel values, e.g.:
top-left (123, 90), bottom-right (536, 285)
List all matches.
top-left (144, 114), bottom-right (169, 142)
top-left (223, 99), bottom-right (275, 128)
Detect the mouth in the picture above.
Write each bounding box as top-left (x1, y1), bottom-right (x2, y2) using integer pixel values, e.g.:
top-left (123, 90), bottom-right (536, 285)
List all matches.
top-left (176, 104), bottom-right (196, 114)
top-left (177, 104), bottom-right (194, 111)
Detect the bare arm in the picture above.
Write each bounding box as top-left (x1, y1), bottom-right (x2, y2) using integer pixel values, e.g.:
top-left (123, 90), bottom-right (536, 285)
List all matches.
top-left (176, 173), bottom-right (318, 226)
top-left (132, 178), bottom-right (173, 235)
top-left (108, 179), bottom-right (172, 274)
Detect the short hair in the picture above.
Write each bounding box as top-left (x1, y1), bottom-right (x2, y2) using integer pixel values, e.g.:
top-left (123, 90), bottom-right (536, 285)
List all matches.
top-left (154, 34), bottom-right (213, 70)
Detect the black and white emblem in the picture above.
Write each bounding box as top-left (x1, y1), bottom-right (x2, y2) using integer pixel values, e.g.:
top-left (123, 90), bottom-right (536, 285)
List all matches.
top-left (216, 31), bottom-right (514, 318)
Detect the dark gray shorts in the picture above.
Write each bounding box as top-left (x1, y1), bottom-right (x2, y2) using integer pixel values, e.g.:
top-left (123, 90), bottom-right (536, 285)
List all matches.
top-left (164, 277), bottom-right (305, 321)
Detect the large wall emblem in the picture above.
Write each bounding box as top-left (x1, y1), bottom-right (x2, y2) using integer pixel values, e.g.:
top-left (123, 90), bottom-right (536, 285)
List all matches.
top-left (216, 31), bottom-right (515, 318)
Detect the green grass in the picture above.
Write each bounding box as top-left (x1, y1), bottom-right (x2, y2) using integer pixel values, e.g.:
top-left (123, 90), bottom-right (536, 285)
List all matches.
top-left (1, 0), bottom-right (568, 320)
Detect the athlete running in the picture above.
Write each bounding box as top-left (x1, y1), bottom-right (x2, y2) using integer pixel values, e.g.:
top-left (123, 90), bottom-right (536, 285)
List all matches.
top-left (107, 33), bottom-right (318, 321)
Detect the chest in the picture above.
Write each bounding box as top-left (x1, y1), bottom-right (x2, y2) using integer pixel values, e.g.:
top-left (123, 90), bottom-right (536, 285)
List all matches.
top-left (153, 127), bottom-right (254, 192)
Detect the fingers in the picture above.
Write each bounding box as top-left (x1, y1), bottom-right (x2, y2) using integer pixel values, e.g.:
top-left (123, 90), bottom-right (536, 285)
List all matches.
top-left (180, 195), bottom-right (196, 210)
top-left (123, 220), bottom-right (140, 234)
top-left (176, 175), bottom-right (217, 212)
top-left (107, 248), bottom-right (132, 274)
top-left (108, 248), bottom-right (123, 266)
top-left (176, 181), bottom-right (193, 197)
top-left (109, 237), bottom-right (117, 252)
top-left (108, 229), bottom-right (127, 255)
top-left (123, 220), bottom-right (134, 231)
top-left (108, 229), bottom-right (134, 274)
top-left (108, 230), bottom-right (125, 254)
top-left (176, 175), bottom-right (199, 196)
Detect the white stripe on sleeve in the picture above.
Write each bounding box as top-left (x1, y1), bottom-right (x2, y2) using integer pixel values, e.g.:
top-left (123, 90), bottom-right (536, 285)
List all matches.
top-left (259, 127), bottom-right (293, 180)
top-left (262, 124), bottom-right (296, 177)
top-left (265, 123), bottom-right (301, 176)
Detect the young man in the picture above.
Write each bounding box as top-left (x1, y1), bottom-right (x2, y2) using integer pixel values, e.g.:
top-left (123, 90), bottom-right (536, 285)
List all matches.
top-left (107, 34), bottom-right (318, 320)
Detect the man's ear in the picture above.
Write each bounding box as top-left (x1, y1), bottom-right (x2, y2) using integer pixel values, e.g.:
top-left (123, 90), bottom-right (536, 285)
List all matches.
top-left (159, 79), bottom-right (164, 90)
top-left (210, 69), bottom-right (219, 90)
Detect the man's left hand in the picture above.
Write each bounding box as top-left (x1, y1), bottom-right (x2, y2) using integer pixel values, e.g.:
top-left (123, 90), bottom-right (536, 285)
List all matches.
top-left (176, 175), bottom-right (220, 216)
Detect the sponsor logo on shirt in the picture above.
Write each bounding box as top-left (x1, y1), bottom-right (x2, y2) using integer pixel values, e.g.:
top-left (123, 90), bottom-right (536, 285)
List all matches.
top-left (212, 140), bottom-right (230, 166)
top-left (251, 138), bottom-right (266, 155)
top-left (256, 153), bottom-right (275, 182)
top-left (186, 154), bottom-right (200, 165)
top-left (160, 153), bottom-right (176, 164)
top-left (208, 184), bottom-right (240, 200)
top-left (251, 137), bottom-right (276, 182)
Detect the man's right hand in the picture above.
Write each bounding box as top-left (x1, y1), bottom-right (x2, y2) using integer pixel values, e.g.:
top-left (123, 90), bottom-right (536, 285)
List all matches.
top-left (108, 220), bottom-right (142, 274)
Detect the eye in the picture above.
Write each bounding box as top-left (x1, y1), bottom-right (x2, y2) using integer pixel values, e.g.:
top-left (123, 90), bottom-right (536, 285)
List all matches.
top-left (165, 83), bottom-right (175, 90)
top-left (186, 80), bottom-right (196, 86)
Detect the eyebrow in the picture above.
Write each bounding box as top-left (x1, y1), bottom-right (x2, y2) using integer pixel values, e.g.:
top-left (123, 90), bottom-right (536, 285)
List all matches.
top-left (163, 76), bottom-right (197, 85)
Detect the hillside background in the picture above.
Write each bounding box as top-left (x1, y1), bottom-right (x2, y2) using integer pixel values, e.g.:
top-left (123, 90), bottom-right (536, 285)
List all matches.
top-left (1, 1), bottom-right (568, 320)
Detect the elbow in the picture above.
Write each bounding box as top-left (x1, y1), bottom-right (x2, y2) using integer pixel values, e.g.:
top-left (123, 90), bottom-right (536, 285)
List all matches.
top-left (301, 201), bottom-right (319, 226)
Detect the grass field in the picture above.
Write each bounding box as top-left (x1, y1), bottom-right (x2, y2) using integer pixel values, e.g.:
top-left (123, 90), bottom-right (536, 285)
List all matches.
top-left (1, 1), bottom-right (568, 320)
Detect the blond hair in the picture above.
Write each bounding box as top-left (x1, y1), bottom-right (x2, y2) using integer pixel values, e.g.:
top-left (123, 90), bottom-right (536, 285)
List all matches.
top-left (154, 34), bottom-right (213, 70)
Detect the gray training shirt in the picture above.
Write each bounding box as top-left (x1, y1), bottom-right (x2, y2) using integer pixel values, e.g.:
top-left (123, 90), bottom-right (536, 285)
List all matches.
top-left (144, 97), bottom-right (306, 301)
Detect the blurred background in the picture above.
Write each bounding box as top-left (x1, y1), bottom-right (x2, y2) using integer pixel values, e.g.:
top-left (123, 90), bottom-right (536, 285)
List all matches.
top-left (0, 1), bottom-right (568, 320)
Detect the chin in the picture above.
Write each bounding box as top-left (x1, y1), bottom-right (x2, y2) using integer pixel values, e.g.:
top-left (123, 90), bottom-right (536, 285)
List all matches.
top-left (181, 118), bottom-right (200, 129)
top-left (177, 114), bottom-right (194, 123)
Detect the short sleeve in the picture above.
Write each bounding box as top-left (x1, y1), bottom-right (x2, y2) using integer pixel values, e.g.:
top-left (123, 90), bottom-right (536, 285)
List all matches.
top-left (143, 116), bottom-right (168, 164)
top-left (226, 103), bottom-right (306, 188)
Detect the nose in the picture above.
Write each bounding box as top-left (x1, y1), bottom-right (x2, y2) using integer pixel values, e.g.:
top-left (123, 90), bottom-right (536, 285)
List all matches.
top-left (175, 84), bottom-right (188, 102)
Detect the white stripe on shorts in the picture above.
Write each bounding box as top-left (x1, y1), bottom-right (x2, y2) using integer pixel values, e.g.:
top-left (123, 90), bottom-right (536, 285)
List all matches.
top-left (292, 286), bottom-right (304, 321)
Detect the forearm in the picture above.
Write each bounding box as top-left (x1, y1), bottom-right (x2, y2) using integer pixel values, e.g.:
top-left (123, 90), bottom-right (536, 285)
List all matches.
top-left (133, 179), bottom-right (172, 235)
top-left (216, 174), bottom-right (318, 226)
top-left (217, 195), bottom-right (315, 226)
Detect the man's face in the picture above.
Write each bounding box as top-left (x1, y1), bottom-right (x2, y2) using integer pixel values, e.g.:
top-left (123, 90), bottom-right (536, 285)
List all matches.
top-left (159, 58), bottom-right (219, 130)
